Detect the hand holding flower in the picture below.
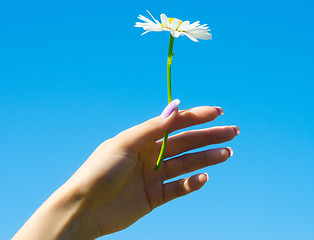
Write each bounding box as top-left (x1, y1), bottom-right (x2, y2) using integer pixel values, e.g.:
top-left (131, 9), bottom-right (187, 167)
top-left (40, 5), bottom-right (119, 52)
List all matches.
top-left (13, 104), bottom-right (239, 239)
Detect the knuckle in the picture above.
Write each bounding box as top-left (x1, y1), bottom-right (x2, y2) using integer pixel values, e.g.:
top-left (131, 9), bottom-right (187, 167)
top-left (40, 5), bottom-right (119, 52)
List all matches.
top-left (175, 180), bottom-right (188, 196)
top-left (180, 155), bottom-right (192, 173)
top-left (144, 118), bottom-right (160, 129)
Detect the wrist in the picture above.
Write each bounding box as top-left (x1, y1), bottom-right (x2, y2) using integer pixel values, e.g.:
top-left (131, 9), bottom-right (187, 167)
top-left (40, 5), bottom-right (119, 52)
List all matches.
top-left (48, 183), bottom-right (98, 240)
top-left (13, 182), bottom-right (98, 240)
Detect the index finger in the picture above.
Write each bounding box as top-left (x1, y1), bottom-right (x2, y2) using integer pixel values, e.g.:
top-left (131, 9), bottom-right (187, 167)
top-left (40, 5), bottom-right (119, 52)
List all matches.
top-left (169, 106), bottom-right (223, 133)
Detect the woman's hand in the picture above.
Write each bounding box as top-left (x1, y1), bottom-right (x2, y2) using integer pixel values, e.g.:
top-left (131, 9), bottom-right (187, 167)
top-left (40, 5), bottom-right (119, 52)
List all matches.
top-left (13, 101), bottom-right (239, 240)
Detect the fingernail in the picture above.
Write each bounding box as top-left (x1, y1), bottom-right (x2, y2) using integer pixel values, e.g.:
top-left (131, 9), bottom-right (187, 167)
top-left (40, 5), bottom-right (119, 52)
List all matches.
top-left (204, 173), bottom-right (209, 182)
top-left (214, 106), bottom-right (224, 116)
top-left (160, 99), bottom-right (180, 119)
top-left (232, 126), bottom-right (240, 136)
top-left (226, 147), bottom-right (233, 157)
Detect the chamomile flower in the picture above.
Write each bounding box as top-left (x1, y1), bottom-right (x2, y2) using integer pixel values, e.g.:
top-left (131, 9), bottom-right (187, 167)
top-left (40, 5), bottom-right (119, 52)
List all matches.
top-left (134, 11), bottom-right (213, 170)
top-left (135, 10), bottom-right (212, 42)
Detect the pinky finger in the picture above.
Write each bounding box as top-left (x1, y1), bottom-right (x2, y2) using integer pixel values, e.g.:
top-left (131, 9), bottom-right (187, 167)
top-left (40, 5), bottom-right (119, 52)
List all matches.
top-left (162, 173), bottom-right (209, 205)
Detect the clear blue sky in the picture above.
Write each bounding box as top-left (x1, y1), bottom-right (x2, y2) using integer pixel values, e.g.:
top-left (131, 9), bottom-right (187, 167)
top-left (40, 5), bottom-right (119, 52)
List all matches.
top-left (1, 0), bottom-right (314, 239)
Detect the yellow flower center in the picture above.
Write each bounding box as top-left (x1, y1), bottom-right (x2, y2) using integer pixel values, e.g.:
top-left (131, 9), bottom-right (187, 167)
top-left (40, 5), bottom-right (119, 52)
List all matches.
top-left (161, 18), bottom-right (183, 30)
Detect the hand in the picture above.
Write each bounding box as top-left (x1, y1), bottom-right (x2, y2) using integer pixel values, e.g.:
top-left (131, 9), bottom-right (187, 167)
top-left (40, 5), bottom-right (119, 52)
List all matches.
top-left (68, 101), bottom-right (239, 237)
top-left (13, 102), bottom-right (239, 240)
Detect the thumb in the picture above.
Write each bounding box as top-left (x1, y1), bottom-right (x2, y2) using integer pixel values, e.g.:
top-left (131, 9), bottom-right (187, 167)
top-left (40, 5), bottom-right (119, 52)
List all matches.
top-left (118, 99), bottom-right (180, 150)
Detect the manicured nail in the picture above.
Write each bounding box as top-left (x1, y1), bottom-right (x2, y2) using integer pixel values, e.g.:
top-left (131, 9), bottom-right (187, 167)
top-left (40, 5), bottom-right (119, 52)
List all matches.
top-left (160, 99), bottom-right (180, 118)
top-left (214, 106), bottom-right (224, 116)
top-left (204, 173), bottom-right (209, 182)
top-left (226, 147), bottom-right (233, 157)
top-left (232, 126), bottom-right (240, 136)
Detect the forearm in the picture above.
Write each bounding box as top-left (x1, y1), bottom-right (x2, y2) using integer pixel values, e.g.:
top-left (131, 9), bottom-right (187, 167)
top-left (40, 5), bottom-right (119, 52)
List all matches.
top-left (12, 183), bottom-right (97, 240)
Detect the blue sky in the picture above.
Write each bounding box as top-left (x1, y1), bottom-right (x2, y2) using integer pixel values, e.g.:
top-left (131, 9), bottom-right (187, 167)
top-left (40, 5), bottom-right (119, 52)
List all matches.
top-left (1, 0), bottom-right (313, 239)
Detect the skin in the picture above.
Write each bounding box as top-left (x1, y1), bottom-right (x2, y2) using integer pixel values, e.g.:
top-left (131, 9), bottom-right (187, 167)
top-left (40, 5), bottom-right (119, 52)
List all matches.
top-left (12, 105), bottom-right (239, 240)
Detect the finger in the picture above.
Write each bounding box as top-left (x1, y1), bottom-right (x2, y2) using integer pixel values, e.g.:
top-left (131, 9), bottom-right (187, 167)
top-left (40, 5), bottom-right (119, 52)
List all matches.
top-left (161, 125), bottom-right (239, 158)
top-left (162, 173), bottom-right (208, 205)
top-left (117, 99), bottom-right (180, 150)
top-left (163, 147), bottom-right (232, 180)
top-left (168, 106), bottom-right (224, 133)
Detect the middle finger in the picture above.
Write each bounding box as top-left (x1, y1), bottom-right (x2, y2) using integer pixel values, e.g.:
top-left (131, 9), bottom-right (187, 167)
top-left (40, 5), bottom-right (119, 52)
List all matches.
top-left (158, 125), bottom-right (239, 158)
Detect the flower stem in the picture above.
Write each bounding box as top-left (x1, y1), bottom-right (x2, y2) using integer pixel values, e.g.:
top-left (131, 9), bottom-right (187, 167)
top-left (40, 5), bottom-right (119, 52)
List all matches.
top-left (155, 34), bottom-right (175, 171)
top-left (167, 35), bottom-right (174, 103)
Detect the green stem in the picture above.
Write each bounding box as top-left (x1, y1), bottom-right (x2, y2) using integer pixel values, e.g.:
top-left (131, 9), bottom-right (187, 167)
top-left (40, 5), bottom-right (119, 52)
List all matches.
top-left (155, 34), bottom-right (175, 171)
top-left (167, 35), bottom-right (174, 103)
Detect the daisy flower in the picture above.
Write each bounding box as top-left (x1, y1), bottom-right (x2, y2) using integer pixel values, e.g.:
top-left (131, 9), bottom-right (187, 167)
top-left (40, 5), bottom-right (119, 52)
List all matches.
top-left (135, 11), bottom-right (212, 170)
top-left (135, 10), bottom-right (212, 42)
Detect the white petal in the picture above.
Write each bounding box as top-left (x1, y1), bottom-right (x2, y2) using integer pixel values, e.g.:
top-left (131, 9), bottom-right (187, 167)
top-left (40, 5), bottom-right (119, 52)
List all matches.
top-left (136, 21), bottom-right (163, 30)
top-left (135, 22), bottom-right (152, 27)
top-left (141, 31), bottom-right (150, 35)
top-left (198, 24), bottom-right (210, 30)
top-left (170, 30), bottom-right (177, 38)
top-left (143, 26), bottom-right (163, 31)
top-left (138, 15), bottom-right (154, 24)
top-left (184, 32), bottom-right (199, 42)
top-left (187, 29), bottom-right (212, 40)
top-left (173, 30), bottom-right (181, 38)
top-left (146, 10), bottom-right (160, 25)
top-left (170, 18), bottom-right (180, 30)
top-left (177, 21), bottom-right (190, 31)
top-left (161, 14), bottom-right (170, 28)
top-left (184, 21), bottom-right (201, 31)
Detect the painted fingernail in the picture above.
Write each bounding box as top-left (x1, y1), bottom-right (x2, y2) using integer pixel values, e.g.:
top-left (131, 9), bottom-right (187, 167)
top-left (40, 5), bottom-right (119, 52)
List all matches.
top-left (160, 99), bottom-right (180, 119)
top-left (232, 126), bottom-right (240, 136)
top-left (204, 173), bottom-right (209, 182)
top-left (226, 147), bottom-right (233, 157)
top-left (214, 106), bottom-right (224, 116)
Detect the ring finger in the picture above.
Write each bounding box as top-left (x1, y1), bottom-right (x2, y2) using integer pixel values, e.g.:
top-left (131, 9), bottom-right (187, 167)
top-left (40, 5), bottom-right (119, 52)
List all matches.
top-left (162, 147), bottom-right (232, 180)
